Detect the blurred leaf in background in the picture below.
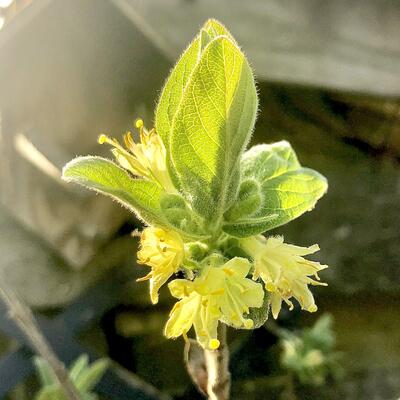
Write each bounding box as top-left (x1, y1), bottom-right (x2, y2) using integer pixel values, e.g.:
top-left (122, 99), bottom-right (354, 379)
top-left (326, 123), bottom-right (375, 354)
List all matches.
top-left (279, 314), bottom-right (342, 387)
top-left (33, 354), bottom-right (108, 400)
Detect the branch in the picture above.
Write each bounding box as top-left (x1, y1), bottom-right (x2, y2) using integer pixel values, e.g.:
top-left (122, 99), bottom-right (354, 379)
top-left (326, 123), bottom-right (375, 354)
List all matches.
top-left (0, 277), bottom-right (81, 400)
top-left (204, 324), bottom-right (231, 400)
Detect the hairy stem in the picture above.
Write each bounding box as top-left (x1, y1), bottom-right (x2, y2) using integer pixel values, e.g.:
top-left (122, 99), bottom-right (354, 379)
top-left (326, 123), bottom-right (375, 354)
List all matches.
top-left (0, 278), bottom-right (81, 400)
top-left (204, 324), bottom-right (231, 400)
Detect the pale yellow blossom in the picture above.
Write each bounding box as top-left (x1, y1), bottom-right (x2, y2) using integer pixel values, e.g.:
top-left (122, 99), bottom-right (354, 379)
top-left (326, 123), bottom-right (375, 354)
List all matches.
top-left (98, 119), bottom-right (175, 191)
top-left (164, 257), bottom-right (264, 349)
top-left (137, 227), bottom-right (184, 304)
top-left (241, 235), bottom-right (327, 319)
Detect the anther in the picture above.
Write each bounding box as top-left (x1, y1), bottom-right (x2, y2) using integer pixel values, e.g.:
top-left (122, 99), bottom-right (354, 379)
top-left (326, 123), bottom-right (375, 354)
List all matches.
top-left (98, 134), bottom-right (108, 144)
top-left (209, 339), bottom-right (220, 350)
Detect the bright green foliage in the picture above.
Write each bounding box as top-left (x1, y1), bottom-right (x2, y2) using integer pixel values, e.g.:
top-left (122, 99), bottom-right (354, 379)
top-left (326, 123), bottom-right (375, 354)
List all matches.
top-left (223, 141), bottom-right (327, 237)
top-left (155, 19), bottom-right (235, 146)
top-left (170, 35), bottom-right (257, 222)
top-left (155, 19), bottom-right (235, 189)
top-left (33, 354), bottom-right (108, 400)
top-left (62, 156), bottom-right (165, 224)
top-left (279, 314), bottom-right (342, 386)
top-left (62, 156), bottom-right (204, 239)
top-left (61, 19), bottom-right (329, 349)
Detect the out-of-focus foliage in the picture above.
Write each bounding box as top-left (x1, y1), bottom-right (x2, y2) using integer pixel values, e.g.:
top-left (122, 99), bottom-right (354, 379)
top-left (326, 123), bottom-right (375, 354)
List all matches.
top-left (279, 314), bottom-right (342, 386)
top-left (33, 354), bottom-right (108, 400)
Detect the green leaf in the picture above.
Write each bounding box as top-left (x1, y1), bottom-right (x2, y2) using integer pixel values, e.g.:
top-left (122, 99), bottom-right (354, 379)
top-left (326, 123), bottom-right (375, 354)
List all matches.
top-left (74, 358), bottom-right (109, 392)
top-left (63, 156), bottom-right (207, 239)
top-left (155, 19), bottom-right (235, 146)
top-left (155, 19), bottom-right (237, 189)
top-left (223, 141), bottom-right (328, 237)
top-left (155, 35), bottom-right (200, 148)
top-left (69, 354), bottom-right (89, 382)
top-left (224, 179), bottom-right (262, 222)
top-left (199, 29), bottom-right (212, 54)
top-left (160, 193), bottom-right (205, 235)
top-left (62, 156), bottom-right (167, 227)
top-left (34, 386), bottom-right (64, 400)
top-left (170, 35), bottom-right (258, 225)
top-left (246, 290), bottom-right (270, 329)
top-left (33, 357), bottom-right (56, 387)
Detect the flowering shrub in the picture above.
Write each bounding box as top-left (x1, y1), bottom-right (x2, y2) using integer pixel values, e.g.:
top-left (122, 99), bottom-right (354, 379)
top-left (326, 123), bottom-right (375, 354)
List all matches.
top-left (62, 19), bottom-right (328, 351)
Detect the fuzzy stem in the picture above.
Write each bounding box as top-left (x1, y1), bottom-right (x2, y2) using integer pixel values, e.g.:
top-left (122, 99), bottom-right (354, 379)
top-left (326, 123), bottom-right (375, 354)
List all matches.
top-left (0, 278), bottom-right (81, 400)
top-left (204, 324), bottom-right (231, 400)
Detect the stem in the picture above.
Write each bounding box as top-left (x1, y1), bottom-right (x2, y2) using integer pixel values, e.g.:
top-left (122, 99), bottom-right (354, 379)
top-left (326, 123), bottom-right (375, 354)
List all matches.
top-left (0, 278), bottom-right (81, 400)
top-left (204, 324), bottom-right (231, 400)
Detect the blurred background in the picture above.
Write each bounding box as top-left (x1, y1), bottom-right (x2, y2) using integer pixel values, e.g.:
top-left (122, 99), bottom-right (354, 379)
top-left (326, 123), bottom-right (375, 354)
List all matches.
top-left (0, 0), bottom-right (399, 399)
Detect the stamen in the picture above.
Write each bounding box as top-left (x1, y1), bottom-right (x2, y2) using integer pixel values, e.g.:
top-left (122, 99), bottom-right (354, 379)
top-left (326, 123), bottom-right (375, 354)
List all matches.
top-left (98, 134), bottom-right (108, 144)
top-left (244, 319), bottom-right (254, 329)
top-left (308, 304), bottom-right (318, 312)
top-left (209, 338), bottom-right (220, 350)
top-left (135, 119), bottom-right (144, 129)
top-left (136, 272), bottom-right (152, 282)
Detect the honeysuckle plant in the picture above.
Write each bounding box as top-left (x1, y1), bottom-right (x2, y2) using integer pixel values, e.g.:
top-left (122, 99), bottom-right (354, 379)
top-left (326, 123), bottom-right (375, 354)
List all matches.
top-left (62, 19), bottom-right (328, 400)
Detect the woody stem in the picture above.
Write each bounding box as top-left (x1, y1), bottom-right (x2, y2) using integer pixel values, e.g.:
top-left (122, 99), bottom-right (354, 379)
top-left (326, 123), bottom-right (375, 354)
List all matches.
top-left (204, 324), bottom-right (231, 400)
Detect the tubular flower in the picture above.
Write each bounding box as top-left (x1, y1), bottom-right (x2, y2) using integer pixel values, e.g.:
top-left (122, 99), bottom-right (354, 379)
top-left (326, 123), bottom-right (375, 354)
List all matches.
top-left (240, 235), bottom-right (328, 319)
top-left (164, 257), bottom-right (264, 349)
top-left (98, 119), bottom-right (175, 192)
top-left (137, 227), bottom-right (184, 304)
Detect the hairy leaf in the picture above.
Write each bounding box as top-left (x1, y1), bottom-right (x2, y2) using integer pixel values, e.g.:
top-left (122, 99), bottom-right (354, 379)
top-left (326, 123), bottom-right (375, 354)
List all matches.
top-left (223, 141), bottom-right (327, 237)
top-left (170, 35), bottom-right (257, 225)
top-left (62, 156), bottom-right (167, 227)
top-left (156, 19), bottom-right (235, 145)
top-left (62, 156), bottom-right (207, 238)
top-left (155, 19), bottom-right (238, 189)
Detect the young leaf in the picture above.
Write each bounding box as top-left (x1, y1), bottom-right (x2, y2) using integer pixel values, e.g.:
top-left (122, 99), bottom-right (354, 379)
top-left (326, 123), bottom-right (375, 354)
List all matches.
top-left (224, 179), bottom-right (262, 221)
top-left (155, 19), bottom-right (235, 146)
top-left (170, 35), bottom-right (258, 225)
top-left (33, 357), bottom-right (57, 387)
top-left (74, 358), bottom-right (109, 392)
top-left (62, 156), bottom-right (206, 239)
top-left (202, 19), bottom-right (236, 43)
top-left (155, 36), bottom-right (200, 148)
top-left (62, 156), bottom-right (167, 227)
top-left (223, 141), bottom-right (327, 237)
top-left (246, 291), bottom-right (270, 329)
top-left (155, 19), bottom-right (237, 189)
top-left (34, 386), bottom-right (65, 400)
top-left (160, 193), bottom-right (205, 235)
top-left (69, 354), bottom-right (89, 382)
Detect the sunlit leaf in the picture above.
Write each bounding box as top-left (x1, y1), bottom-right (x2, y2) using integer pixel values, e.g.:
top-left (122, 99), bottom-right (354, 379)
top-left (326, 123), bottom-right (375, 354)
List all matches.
top-left (223, 141), bottom-right (327, 237)
top-left (170, 35), bottom-right (257, 225)
top-left (155, 19), bottom-right (237, 189)
top-left (62, 156), bottom-right (206, 238)
top-left (62, 156), bottom-right (167, 227)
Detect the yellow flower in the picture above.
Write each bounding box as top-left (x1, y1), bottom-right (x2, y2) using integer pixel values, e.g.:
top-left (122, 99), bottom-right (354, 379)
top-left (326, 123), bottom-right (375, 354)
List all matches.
top-left (241, 235), bottom-right (327, 319)
top-left (164, 257), bottom-right (264, 349)
top-left (137, 227), bottom-right (184, 304)
top-left (98, 119), bottom-right (175, 192)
